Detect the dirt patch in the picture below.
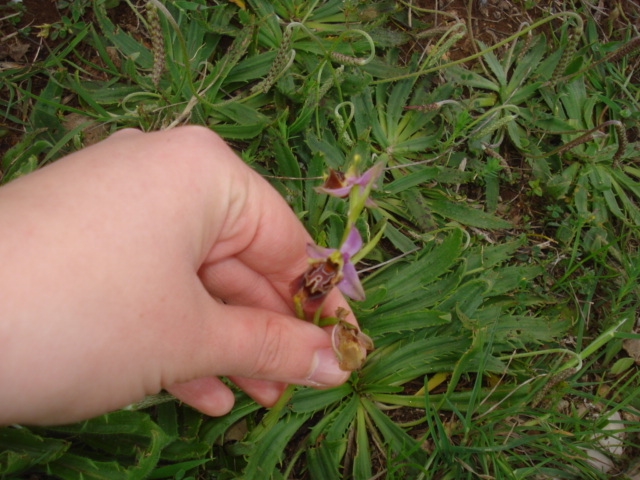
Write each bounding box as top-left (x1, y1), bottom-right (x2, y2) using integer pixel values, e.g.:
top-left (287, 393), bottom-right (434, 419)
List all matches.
top-left (407, 0), bottom-right (639, 61)
top-left (0, 0), bottom-right (60, 63)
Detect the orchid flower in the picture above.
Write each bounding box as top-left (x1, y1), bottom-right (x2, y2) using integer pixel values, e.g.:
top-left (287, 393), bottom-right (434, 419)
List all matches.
top-left (314, 162), bottom-right (383, 201)
top-left (293, 228), bottom-right (366, 319)
top-left (305, 228), bottom-right (365, 302)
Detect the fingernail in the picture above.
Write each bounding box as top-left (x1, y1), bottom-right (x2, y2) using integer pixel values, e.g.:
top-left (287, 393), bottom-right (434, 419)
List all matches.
top-left (306, 348), bottom-right (350, 386)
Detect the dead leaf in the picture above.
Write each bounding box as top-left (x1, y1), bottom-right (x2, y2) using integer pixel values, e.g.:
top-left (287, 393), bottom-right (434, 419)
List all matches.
top-left (8, 40), bottom-right (30, 61)
top-left (62, 113), bottom-right (108, 146)
top-left (228, 0), bottom-right (246, 9)
top-left (622, 337), bottom-right (640, 364)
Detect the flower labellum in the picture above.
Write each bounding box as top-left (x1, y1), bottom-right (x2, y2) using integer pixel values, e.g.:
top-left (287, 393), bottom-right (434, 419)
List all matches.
top-left (305, 228), bottom-right (365, 302)
top-left (292, 228), bottom-right (366, 318)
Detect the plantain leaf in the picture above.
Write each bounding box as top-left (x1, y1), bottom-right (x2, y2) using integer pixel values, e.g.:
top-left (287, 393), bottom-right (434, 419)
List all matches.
top-left (361, 336), bottom-right (467, 385)
top-left (352, 404), bottom-right (372, 480)
top-left (307, 442), bottom-right (342, 480)
top-left (0, 427), bottom-right (68, 475)
top-left (361, 398), bottom-right (427, 469)
top-left (426, 196), bottom-right (512, 229)
top-left (242, 412), bottom-right (312, 478)
top-left (446, 65), bottom-right (500, 92)
top-left (291, 383), bottom-right (352, 413)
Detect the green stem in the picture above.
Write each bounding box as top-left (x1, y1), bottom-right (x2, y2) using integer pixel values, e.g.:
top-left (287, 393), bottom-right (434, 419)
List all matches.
top-left (245, 384), bottom-right (297, 443)
top-left (371, 11), bottom-right (584, 85)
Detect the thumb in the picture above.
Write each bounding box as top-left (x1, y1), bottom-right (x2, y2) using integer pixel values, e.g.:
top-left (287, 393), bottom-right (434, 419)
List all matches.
top-left (173, 300), bottom-right (350, 389)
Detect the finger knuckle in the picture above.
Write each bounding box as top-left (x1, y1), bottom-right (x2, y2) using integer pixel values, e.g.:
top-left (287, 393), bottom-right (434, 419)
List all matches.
top-left (252, 315), bottom-right (289, 377)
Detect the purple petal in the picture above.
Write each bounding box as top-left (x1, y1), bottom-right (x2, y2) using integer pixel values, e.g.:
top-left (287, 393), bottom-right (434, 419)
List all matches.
top-left (340, 228), bottom-right (362, 258)
top-left (350, 163), bottom-right (383, 188)
top-left (337, 262), bottom-right (365, 301)
top-left (306, 243), bottom-right (335, 259)
top-left (314, 185), bottom-right (353, 198)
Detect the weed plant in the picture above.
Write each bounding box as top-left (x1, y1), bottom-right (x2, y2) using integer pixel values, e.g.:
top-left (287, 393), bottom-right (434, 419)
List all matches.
top-left (1, 1), bottom-right (639, 479)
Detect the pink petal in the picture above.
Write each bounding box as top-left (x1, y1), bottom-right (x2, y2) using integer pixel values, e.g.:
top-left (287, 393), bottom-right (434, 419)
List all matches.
top-left (314, 185), bottom-right (353, 198)
top-left (340, 228), bottom-right (362, 258)
top-left (351, 163), bottom-right (383, 188)
top-left (337, 262), bottom-right (365, 301)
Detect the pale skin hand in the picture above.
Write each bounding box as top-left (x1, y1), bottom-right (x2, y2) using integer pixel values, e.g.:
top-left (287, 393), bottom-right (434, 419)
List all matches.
top-left (0, 126), bottom-right (354, 426)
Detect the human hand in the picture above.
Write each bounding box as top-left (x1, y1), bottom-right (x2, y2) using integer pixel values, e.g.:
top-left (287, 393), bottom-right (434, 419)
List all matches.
top-left (0, 126), bottom-right (354, 425)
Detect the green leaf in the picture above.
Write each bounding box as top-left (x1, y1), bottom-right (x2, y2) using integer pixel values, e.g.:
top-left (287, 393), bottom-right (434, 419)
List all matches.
top-left (242, 412), bottom-right (311, 478)
top-left (209, 123), bottom-right (267, 139)
top-left (147, 459), bottom-right (210, 479)
top-left (0, 427), bottom-right (68, 475)
top-left (446, 65), bottom-right (500, 92)
top-left (478, 40), bottom-right (507, 87)
top-left (378, 216), bottom-right (418, 252)
top-left (368, 228), bottom-right (464, 292)
top-left (49, 453), bottom-right (129, 480)
top-left (201, 393), bottom-right (260, 444)
top-left (94, 5), bottom-right (153, 69)
top-left (588, 164), bottom-right (612, 192)
top-left (291, 383), bottom-right (352, 413)
top-left (361, 336), bottom-right (467, 385)
top-left (352, 405), bottom-right (372, 480)
top-left (366, 310), bottom-right (451, 337)
top-left (438, 279), bottom-right (490, 319)
top-left (427, 197), bottom-right (512, 229)
top-left (611, 176), bottom-right (640, 224)
top-left (361, 398), bottom-right (427, 467)
top-left (307, 442), bottom-right (342, 480)
top-left (545, 162), bottom-right (580, 199)
top-left (506, 37), bottom-right (547, 98)
top-left (486, 265), bottom-right (544, 295)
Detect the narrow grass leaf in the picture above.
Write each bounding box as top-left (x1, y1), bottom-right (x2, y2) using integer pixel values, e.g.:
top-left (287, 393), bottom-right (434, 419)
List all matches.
top-left (427, 197), bottom-right (512, 229)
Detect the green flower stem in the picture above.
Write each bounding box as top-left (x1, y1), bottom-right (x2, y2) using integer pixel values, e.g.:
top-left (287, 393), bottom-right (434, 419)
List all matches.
top-left (497, 348), bottom-right (582, 372)
top-left (566, 318), bottom-right (628, 370)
